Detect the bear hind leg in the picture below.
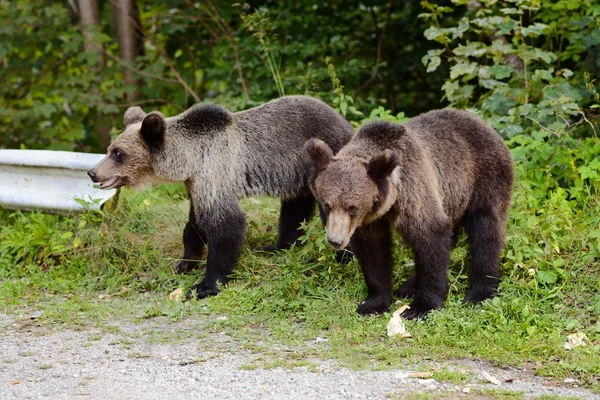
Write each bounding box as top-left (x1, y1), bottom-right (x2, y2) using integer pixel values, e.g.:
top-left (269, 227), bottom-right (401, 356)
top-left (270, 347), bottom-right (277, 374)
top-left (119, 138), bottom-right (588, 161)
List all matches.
top-left (395, 275), bottom-right (417, 299)
top-left (261, 194), bottom-right (315, 252)
top-left (462, 210), bottom-right (504, 304)
top-left (176, 206), bottom-right (208, 274)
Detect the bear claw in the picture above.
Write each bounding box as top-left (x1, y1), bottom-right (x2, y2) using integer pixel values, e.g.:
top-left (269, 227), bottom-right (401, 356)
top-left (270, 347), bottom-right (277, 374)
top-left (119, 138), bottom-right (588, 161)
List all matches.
top-left (463, 288), bottom-right (496, 304)
top-left (176, 260), bottom-right (199, 274)
top-left (395, 276), bottom-right (417, 299)
top-left (357, 296), bottom-right (392, 316)
top-left (187, 282), bottom-right (220, 299)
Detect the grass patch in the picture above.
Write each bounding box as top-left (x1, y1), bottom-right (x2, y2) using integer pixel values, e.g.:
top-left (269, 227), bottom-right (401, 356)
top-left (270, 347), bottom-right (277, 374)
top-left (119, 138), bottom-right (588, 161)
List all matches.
top-left (1, 175), bottom-right (599, 392)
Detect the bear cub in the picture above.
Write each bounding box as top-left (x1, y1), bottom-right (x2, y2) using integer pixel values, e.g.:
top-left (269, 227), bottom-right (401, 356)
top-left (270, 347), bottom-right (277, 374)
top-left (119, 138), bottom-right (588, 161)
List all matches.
top-left (88, 96), bottom-right (354, 299)
top-left (305, 109), bottom-right (514, 319)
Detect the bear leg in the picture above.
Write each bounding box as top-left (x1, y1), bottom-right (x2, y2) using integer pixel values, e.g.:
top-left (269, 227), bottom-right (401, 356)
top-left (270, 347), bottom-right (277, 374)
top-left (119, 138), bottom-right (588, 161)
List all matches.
top-left (188, 202), bottom-right (246, 299)
top-left (176, 205), bottom-right (208, 274)
top-left (261, 194), bottom-right (315, 252)
top-left (401, 224), bottom-right (452, 320)
top-left (395, 275), bottom-right (417, 299)
top-left (350, 218), bottom-right (394, 316)
top-left (462, 211), bottom-right (504, 304)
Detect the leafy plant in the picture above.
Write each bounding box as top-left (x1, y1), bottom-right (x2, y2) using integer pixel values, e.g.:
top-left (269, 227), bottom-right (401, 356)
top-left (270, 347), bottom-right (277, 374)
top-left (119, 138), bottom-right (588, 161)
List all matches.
top-left (420, 0), bottom-right (599, 138)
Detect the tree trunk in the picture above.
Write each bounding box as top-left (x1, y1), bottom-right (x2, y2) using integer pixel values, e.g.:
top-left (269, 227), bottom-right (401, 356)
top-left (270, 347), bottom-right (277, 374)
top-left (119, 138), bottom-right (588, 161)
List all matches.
top-left (78, 0), bottom-right (112, 150)
top-left (112, 0), bottom-right (144, 102)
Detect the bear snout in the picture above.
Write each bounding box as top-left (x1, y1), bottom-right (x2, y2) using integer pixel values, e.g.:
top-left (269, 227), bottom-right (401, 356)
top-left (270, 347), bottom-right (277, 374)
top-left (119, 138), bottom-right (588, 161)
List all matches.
top-left (87, 170), bottom-right (97, 182)
top-left (326, 235), bottom-right (344, 249)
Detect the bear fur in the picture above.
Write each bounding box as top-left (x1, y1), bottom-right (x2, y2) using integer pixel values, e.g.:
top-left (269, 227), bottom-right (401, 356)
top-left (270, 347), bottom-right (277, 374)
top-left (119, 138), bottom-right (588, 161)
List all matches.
top-left (88, 95), bottom-right (354, 298)
top-left (305, 109), bottom-right (514, 319)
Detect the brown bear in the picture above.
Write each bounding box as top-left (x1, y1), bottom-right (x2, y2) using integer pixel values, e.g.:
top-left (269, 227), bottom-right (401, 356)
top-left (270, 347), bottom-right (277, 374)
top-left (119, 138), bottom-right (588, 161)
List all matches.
top-left (87, 96), bottom-right (354, 299)
top-left (305, 109), bottom-right (514, 319)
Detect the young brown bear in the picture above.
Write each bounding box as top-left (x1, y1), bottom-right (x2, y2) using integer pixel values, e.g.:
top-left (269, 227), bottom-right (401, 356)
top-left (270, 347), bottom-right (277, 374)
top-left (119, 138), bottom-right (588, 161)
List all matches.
top-left (305, 109), bottom-right (514, 319)
top-left (88, 96), bottom-right (354, 299)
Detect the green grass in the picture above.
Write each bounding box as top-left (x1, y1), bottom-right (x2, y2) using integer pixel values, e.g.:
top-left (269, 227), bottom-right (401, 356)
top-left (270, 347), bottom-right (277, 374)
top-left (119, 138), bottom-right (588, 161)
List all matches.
top-left (1, 178), bottom-right (599, 392)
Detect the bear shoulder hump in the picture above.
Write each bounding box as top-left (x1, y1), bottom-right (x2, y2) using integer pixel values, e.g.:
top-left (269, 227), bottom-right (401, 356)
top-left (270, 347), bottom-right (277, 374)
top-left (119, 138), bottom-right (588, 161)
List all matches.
top-left (177, 104), bottom-right (232, 133)
top-left (356, 120), bottom-right (406, 147)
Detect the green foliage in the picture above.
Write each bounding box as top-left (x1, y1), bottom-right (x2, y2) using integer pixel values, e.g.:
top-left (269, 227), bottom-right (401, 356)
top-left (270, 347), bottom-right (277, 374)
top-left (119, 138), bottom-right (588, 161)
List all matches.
top-left (420, 0), bottom-right (600, 138)
top-left (0, 0), bottom-right (449, 151)
top-left (0, 1), bottom-right (121, 150)
top-left (241, 7), bottom-right (285, 97)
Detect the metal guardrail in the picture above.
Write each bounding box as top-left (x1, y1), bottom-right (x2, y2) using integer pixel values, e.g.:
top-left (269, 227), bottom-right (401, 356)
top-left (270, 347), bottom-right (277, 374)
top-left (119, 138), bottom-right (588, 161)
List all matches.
top-left (0, 150), bottom-right (117, 213)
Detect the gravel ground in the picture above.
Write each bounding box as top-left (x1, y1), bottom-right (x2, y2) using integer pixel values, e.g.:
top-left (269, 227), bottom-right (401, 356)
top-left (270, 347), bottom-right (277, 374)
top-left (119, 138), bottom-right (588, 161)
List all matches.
top-left (0, 313), bottom-right (598, 400)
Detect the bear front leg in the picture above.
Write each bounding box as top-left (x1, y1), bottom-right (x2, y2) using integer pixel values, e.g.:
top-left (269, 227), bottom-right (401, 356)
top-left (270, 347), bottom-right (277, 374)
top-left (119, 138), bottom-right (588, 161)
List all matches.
top-left (350, 218), bottom-right (394, 316)
top-left (176, 204), bottom-right (208, 274)
top-left (188, 202), bottom-right (246, 299)
top-left (400, 223), bottom-right (452, 320)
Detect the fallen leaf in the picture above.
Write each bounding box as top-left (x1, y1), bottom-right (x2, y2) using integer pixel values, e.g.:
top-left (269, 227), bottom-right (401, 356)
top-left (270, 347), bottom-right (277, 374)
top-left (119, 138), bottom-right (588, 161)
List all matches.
top-left (167, 288), bottom-right (183, 301)
top-left (387, 306), bottom-right (412, 338)
top-left (564, 332), bottom-right (588, 350)
top-left (481, 370), bottom-right (501, 385)
top-left (410, 372), bottom-right (433, 379)
top-left (8, 380), bottom-right (22, 386)
top-left (392, 304), bottom-right (411, 317)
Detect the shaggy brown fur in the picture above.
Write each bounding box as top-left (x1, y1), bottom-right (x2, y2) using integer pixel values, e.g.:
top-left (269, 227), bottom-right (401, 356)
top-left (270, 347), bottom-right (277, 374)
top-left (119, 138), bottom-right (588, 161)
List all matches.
top-left (306, 109), bottom-right (514, 319)
top-left (88, 96), bottom-right (354, 299)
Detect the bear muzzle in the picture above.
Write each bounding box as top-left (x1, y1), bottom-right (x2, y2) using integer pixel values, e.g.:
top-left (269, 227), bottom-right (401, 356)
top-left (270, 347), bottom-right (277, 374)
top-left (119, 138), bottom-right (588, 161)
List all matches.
top-left (87, 169), bottom-right (121, 190)
top-left (326, 213), bottom-right (352, 250)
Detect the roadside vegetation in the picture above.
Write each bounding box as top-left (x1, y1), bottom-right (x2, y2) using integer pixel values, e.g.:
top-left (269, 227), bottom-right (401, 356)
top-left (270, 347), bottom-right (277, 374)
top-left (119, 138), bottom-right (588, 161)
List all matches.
top-left (1, 0), bottom-right (599, 394)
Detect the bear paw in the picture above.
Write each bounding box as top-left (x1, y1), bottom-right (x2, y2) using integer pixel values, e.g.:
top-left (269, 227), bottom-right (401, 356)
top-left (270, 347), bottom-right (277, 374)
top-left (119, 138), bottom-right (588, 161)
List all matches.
top-left (357, 296), bottom-right (392, 316)
top-left (395, 276), bottom-right (417, 299)
top-left (176, 260), bottom-right (199, 274)
top-left (463, 287), bottom-right (496, 304)
top-left (400, 305), bottom-right (428, 320)
top-left (256, 244), bottom-right (280, 252)
top-left (335, 249), bottom-right (354, 266)
top-left (187, 281), bottom-right (220, 299)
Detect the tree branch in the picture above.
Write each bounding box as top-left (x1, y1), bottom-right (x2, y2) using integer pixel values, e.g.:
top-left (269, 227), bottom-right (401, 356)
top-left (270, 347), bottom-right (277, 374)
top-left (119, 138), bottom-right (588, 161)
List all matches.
top-left (356, 1), bottom-right (393, 94)
top-left (186, 0), bottom-right (250, 100)
top-left (109, 0), bottom-right (201, 103)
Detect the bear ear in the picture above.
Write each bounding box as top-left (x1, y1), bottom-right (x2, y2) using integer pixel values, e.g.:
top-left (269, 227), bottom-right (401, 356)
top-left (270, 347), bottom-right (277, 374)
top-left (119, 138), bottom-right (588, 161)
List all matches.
top-left (305, 138), bottom-right (333, 174)
top-left (367, 149), bottom-right (400, 184)
top-left (124, 106), bottom-right (146, 126)
top-left (140, 111), bottom-right (166, 151)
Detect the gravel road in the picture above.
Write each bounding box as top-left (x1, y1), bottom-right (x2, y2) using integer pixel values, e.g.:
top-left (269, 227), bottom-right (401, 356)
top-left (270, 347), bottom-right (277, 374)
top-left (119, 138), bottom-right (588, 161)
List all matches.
top-left (1, 313), bottom-right (597, 399)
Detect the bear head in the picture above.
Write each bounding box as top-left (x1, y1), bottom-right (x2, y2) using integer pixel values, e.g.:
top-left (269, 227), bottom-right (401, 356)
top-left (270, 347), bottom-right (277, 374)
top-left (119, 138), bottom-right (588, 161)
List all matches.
top-left (88, 106), bottom-right (170, 190)
top-left (305, 138), bottom-right (400, 250)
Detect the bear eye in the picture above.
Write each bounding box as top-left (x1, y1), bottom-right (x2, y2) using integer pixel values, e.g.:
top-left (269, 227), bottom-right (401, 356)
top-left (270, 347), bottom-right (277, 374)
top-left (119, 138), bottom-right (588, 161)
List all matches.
top-left (348, 206), bottom-right (358, 216)
top-left (111, 148), bottom-right (125, 163)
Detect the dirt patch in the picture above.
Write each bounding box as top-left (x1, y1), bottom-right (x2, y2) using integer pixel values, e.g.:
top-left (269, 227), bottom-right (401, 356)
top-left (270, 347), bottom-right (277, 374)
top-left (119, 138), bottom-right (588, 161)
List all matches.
top-left (0, 313), bottom-right (597, 399)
